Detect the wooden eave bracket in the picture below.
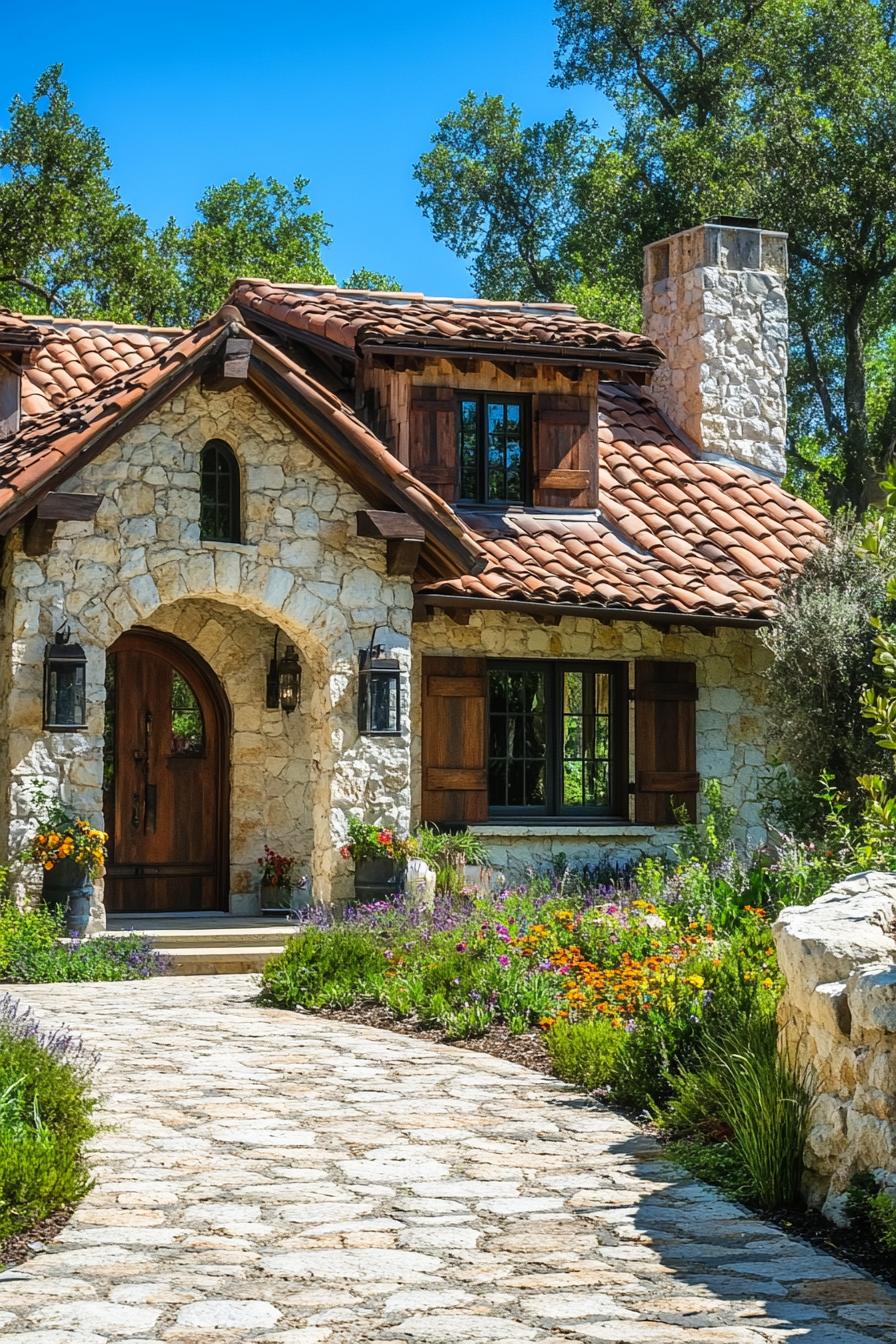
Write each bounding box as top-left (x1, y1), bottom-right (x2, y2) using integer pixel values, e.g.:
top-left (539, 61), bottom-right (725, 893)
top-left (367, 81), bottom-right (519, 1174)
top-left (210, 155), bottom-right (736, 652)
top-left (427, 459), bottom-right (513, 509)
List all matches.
top-left (356, 508), bottom-right (426, 576)
top-left (23, 492), bottom-right (104, 556)
top-left (202, 335), bottom-right (253, 391)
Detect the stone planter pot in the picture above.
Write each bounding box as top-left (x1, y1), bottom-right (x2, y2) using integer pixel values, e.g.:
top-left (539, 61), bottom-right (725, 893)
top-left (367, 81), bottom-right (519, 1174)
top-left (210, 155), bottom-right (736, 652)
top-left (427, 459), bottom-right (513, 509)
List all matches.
top-left (354, 857), bottom-right (404, 904)
top-left (42, 858), bottom-right (94, 939)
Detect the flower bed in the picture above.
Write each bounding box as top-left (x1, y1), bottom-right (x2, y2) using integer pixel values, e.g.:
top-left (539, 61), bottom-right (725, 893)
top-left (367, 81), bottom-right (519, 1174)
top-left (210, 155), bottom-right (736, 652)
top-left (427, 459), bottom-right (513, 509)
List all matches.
top-left (0, 898), bottom-right (168, 983)
top-left (261, 784), bottom-right (837, 1213)
top-left (0, 994), bottom-right (97, 1255)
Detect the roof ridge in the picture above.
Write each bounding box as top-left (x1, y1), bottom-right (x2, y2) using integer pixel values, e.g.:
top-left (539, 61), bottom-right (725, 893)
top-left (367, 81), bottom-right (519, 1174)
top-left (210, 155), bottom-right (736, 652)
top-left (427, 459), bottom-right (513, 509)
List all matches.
top-left (230, 279), bottom-right (578, 316)
top-left (30, 315), bottom-right (187, 336)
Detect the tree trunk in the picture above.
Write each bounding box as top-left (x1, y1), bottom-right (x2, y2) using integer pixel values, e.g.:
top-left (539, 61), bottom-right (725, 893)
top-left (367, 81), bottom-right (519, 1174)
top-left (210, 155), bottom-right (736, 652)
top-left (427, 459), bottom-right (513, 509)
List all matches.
top-left (842, 296), bottom-right (874, 510)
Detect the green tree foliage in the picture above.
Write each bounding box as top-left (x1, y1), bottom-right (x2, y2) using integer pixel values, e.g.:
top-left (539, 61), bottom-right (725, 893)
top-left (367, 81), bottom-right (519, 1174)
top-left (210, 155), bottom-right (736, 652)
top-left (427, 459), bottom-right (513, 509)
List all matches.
top-left (182, 175), bottom-right (333, 320)
top-left (760, 514), bottom-right (895, 823)
top-left (343, 268), bottom-right (402, 291)
top-left (417, 1), bottom-right (896, 510)
top-left (415, 93), bottom-right (594, 302)
top-left (0, 67), bottom-right (340, 326)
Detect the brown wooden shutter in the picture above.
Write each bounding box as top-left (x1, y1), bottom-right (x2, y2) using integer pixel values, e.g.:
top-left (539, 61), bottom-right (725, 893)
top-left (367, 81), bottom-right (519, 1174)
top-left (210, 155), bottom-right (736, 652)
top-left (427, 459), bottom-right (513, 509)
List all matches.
top-left (533, 393), bottom-right (596, 508)
top-left (408, 386), bottom-right (456, 502)
top-left (634, 660), bottom-right (699, 823)
top-left (421, 656), bottom-right (488, 824)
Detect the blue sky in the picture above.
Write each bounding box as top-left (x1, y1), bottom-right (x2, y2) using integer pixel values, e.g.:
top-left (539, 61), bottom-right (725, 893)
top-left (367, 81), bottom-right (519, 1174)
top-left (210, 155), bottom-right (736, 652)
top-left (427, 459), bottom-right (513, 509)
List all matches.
top-left (0, 1), bottom-right (614, 297)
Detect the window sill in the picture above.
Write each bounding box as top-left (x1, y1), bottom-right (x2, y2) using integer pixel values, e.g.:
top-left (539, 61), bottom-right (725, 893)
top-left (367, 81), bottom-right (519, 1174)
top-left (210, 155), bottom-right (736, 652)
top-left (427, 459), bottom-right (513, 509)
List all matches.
top-left (472, 822), bottom-right (679, 839)
top-left (200, 540), bottom-right (257, 554)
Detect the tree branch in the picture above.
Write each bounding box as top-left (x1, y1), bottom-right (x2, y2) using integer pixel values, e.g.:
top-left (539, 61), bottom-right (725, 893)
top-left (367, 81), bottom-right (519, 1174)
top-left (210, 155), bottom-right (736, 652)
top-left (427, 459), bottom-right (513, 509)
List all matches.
top-left (0, 274), bottom-right (55, 309)
top-left (797, 316), bottom-right (845, 441)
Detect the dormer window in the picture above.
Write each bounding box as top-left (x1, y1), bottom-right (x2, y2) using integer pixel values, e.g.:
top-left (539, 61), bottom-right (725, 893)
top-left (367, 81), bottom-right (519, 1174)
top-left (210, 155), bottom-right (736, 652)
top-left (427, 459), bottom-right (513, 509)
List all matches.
top-left (457, 394), bottom-right (529, 505)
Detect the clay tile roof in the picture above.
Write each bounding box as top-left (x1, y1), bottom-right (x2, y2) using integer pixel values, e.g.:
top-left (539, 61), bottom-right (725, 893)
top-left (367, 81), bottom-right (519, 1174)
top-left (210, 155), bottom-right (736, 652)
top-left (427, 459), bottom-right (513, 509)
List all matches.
top-left (18, 317), bottom-right (183, 418)
top-left (2, 301), bottom-right (825, 623)
top-left (420, 381), bottom-right (826, 622)
top-left (229, 281), bottom-right (663, 367)
top-left (0, 309), bottom-right (45, 356)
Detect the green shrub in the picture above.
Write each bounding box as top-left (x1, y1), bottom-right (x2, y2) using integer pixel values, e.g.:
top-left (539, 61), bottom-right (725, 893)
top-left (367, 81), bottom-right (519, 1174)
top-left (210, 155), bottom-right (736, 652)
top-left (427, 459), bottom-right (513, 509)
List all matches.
top-left (846, 1171), bottom-right (896, 1252)
top-left (0, 995), bottom-right (96, 1240)
top-left (259, 925), bottom-right (384, 1009)
top-left (0, 899), bottom-right (165, 983)
top-left (661, 1013), bottom-right (811, 1210)
top-left (545, 1017), bottom-right (624, 1092)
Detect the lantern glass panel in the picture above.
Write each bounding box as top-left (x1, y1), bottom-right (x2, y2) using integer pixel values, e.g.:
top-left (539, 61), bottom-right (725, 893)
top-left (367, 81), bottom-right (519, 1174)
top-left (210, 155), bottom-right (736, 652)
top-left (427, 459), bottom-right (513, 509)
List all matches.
top-left (46, 660), bottom-right (86, 729)
top-left (369, 670), bottom-right (399, 733)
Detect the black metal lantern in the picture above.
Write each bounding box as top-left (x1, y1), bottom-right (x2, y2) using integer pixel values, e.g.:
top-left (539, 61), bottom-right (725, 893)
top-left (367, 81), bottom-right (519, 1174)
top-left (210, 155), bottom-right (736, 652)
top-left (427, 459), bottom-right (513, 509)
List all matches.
top-left (43, 623), bottom-right (87, 731)
top-left (266, 631), bottom-right (301, 715)
top-left (358, 633), bottom-right (401, 736)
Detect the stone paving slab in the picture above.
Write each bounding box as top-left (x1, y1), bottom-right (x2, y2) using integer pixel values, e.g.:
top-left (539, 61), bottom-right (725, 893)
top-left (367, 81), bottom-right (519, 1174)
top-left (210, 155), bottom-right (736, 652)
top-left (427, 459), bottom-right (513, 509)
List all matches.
top-left (4, 975), bottom-right (896, 1343)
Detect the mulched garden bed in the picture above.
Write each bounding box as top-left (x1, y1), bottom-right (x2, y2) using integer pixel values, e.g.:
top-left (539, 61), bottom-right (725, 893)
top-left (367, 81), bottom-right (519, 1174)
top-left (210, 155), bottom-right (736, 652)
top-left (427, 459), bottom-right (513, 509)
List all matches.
top-left (316, 1000), bottom-right (896, 1292)
top-left (0, 1206), bottom-right (74, 1272)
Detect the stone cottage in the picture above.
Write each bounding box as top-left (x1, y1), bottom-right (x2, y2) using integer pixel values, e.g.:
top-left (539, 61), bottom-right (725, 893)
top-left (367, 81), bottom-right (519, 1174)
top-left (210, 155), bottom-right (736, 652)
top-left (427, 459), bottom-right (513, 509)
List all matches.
top-left (0, 219), bottom-right (824, 922)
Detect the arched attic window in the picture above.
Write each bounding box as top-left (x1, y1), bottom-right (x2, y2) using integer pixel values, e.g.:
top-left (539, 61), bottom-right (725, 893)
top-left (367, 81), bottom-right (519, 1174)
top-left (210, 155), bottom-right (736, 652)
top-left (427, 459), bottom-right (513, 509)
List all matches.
top-left (200, 439), bottom-right (241, 543)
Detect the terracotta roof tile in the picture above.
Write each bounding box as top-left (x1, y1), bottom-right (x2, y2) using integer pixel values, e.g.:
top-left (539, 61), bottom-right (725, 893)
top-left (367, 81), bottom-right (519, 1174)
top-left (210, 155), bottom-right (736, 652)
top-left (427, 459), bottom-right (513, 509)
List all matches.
top-left (420, 382), bottom-right (826, 621)
top-left (19, 317), bottom-right (182, 418)
top-left (229, 281), bottom-right (663, 366)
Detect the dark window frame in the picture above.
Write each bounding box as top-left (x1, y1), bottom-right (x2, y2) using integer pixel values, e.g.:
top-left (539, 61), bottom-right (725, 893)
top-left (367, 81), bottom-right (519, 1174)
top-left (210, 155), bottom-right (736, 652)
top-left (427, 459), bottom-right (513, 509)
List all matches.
top-left (200, 439), bottom-right (241, 543)
top-left (486, 659), bottom-right (629, 821)
top-left (456, 392), bottom-right (532, 506)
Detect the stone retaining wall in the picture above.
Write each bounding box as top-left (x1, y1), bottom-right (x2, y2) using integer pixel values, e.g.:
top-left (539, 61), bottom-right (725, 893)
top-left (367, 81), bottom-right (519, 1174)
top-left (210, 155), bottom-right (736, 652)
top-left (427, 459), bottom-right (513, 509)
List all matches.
top-left (774, 872), bottom-right (896, 1220)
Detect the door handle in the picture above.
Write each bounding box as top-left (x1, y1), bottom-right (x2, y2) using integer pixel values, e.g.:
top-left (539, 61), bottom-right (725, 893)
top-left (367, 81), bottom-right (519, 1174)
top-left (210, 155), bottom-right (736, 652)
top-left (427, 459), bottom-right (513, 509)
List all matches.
top-left (131, 792), bottom-right (141, 829)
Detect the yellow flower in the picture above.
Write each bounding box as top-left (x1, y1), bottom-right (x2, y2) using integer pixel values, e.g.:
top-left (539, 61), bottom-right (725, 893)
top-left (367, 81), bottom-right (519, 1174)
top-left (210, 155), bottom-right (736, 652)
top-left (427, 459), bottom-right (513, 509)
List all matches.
top-left (685, 974), bottom-right (705, 989)
top-left (43, 861), bottom-right (54, 871)
top-left (762, 977), bottom-right (774, 989)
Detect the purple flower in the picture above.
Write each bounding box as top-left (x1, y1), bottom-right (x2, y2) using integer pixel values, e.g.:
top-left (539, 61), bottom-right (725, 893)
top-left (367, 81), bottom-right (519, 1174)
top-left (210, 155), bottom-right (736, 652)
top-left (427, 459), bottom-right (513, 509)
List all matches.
top-left (455, 941), bottom-right (467, 952)
top-left (497, 954), bottom-right (510, 968)
top-left (495, 923), bottom-right (512, 943)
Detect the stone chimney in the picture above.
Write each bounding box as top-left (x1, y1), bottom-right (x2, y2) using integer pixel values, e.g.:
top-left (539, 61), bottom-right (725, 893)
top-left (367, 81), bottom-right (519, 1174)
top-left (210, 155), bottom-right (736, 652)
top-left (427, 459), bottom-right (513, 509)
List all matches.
top-left (642, 219), bottom-right (788, 479)
top-left (0, 313), bottom-right (43, 439)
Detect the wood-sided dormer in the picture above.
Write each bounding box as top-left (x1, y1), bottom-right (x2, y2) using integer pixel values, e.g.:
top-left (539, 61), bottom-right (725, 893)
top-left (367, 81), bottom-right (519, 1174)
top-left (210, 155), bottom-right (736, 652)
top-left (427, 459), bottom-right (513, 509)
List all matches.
top-left (227, 284), bottom-right (664, 513)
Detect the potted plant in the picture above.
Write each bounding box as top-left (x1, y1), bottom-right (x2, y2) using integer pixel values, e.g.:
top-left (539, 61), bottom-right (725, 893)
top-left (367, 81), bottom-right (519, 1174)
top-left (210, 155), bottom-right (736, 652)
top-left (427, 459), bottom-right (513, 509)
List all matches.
top-left (257, 846), bottom-right (304, 913)
top-left (26, 795), bottom-right (107, 938)
top-left (340, 819), bottom-right (407, 902)
top-left (406, 825), bottom-right (490, 896)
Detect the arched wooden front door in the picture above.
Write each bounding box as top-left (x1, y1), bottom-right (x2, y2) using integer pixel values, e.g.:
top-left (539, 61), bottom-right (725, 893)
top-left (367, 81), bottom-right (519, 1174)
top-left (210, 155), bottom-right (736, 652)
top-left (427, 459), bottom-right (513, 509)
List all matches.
top-left (103, 629), bottom-right (230, 913)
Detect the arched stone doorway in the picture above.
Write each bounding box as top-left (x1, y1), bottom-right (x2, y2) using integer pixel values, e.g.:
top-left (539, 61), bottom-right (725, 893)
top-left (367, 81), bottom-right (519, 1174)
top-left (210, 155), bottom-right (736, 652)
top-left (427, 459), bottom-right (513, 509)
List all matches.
top-left (103, 628), bottom-right (231, 913)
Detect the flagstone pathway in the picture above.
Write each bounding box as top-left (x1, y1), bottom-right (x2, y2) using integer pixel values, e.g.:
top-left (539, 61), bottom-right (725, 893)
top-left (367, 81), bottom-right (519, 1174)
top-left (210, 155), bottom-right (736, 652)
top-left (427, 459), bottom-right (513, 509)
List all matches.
top-left (4, 976), bottom-right (896, 1344)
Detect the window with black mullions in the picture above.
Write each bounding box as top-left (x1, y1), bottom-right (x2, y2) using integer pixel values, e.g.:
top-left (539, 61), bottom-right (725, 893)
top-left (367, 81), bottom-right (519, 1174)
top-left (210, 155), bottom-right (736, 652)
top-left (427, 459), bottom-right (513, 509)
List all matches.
top-left (457, 394), bottom-right (528, 504)
top-left (200, 439), bottom-right (241, 542)
top-left (487, 661), bottom-right (626, 818)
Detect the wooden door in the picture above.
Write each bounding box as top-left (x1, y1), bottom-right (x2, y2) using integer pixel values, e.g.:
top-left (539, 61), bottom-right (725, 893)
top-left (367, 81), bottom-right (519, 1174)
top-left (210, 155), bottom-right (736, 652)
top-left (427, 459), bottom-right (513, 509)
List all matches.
top-left (103, 630), bottom-right (229, 913)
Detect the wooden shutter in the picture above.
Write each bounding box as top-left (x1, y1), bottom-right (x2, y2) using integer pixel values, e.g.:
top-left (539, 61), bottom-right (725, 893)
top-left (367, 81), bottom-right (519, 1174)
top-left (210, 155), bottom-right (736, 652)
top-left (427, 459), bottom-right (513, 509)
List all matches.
top-left (421, 656), bottom-right (488, 824)
top-left (408, 386), bottom-right (456, 502)
top-left (634, 660), bottom-right (699, 823)
top-left (533, 393), bottom-right (596, 508)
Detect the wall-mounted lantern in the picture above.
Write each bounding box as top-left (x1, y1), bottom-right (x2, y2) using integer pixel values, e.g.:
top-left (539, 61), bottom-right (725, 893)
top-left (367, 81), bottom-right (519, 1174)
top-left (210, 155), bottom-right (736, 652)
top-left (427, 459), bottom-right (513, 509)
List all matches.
top-left (43, 623), bottom-right (87, 731)
top-left (266, 631), bottom-right (301, 715)
top-left (358, 632), bottom-right (401, 736)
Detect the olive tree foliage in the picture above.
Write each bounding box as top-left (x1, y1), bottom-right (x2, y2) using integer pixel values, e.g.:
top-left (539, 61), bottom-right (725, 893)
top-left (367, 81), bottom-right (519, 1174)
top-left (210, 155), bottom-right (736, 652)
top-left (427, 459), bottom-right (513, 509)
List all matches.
top-left (0, 67), bottom-right (389, 326)
top-left (417, 1), bottom-right (896, 510)
top-left (760, 516), bottom-right (894, 823)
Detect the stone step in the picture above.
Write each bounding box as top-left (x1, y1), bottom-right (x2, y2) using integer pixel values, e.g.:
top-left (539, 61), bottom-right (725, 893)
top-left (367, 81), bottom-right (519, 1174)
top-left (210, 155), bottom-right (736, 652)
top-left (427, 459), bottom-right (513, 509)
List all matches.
top-left (105, 923), bottom-right (300, 950)
top-left (163, 944), bottom-right (288, 975)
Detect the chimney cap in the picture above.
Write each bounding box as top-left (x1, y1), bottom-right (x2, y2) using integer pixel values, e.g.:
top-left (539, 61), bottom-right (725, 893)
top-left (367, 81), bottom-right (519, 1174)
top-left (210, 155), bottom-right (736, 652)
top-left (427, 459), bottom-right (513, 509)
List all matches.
top-left (707, 215), bottom-right (761, 230)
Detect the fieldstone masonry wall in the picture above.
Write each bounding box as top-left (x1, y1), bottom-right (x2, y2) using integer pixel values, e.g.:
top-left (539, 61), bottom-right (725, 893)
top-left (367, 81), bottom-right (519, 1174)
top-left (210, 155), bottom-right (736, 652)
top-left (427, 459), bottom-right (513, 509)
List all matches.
top-left (0, 382), bottom-right (415, 913)
top-left (774, 872), bottom-right (896, 1220)
top-left (413, 610), bottom-right (772, 873)
top-left (643, 222), bottom-right (789, 479)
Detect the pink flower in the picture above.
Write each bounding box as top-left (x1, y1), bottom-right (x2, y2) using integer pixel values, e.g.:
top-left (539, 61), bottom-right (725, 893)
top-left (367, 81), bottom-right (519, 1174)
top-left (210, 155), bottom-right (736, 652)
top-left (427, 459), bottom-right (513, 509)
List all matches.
top-left (456, 941), bottom-right (467, 952)
top-left (498, 954), bottom-right (510, 968)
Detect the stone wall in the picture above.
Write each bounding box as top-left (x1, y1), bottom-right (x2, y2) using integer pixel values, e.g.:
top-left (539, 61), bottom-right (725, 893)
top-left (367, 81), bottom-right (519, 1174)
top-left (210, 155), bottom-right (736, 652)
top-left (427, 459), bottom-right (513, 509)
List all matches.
top-left (413, 609), bottom-right (772, 875)
top-left (643, 222), bottom-right (788, 479)
top-left (774, 872), bottom-right (896, 1220)
top-left (0, 381), bottom-right (415, 910)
